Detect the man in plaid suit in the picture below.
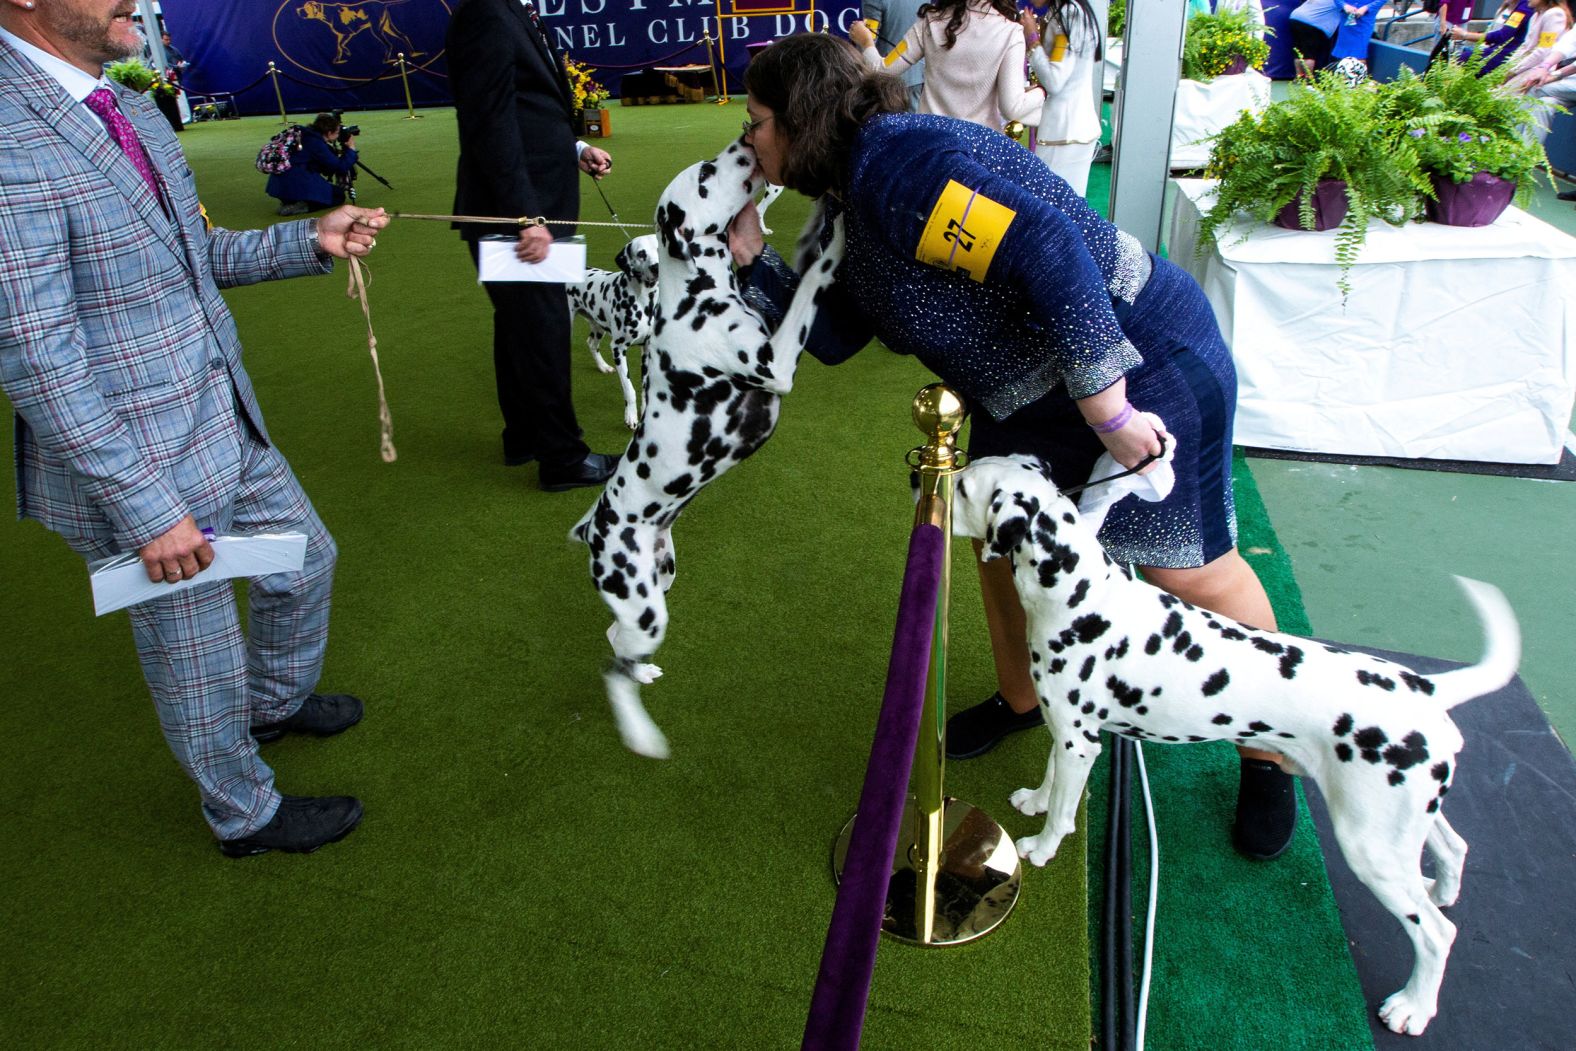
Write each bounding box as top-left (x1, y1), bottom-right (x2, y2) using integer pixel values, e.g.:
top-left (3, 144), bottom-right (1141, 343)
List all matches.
top-left (0, 1), bottom-right (387, 857)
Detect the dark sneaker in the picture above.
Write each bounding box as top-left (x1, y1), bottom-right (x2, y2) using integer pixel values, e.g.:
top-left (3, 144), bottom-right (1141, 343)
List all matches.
top-left (218, 794), bottom-right (363, 858)
top-left (1231, 758), bottom-right (1298, 860)
top-left (539, 451), bottom-right (618, 492)
top-left (252, 693), bottom-right (364, 743)
top-left (945, 692), bottom-right (1045, 760)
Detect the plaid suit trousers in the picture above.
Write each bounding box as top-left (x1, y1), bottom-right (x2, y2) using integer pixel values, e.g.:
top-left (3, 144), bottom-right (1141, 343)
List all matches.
top-left (72, 433), bottom-right (337, 839)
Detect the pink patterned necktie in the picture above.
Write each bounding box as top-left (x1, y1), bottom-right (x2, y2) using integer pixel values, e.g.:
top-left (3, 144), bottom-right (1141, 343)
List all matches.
top-left (83, 87), bottom-right (163, 203)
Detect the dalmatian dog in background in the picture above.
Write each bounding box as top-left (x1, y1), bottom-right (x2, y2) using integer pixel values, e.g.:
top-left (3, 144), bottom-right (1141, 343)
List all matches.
top-left (950, 454), bottom-right (1520, 1037)
top-left (567, 234), bottom-right (659, 429)
top-left (756, 183), bottom-right (786, 235)
top-left (570, 140), bottom-right (844, 760)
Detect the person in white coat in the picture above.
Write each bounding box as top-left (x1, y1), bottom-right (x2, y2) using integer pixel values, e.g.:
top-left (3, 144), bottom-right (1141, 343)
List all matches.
top-left (1021, 0), bottom-right (1102, 195)
top-left (850, 0), bottom-right (1045, 131)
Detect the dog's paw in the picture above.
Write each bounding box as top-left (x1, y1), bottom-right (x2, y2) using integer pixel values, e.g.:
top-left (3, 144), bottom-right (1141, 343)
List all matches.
top-left (760, 222), bottom-right (774, 235)
top-left (624, 407), bottom-right (640, 430)
top-left (1010, 787), bottom-right (1050, 816)
top-left (1378, 990), bottom-right (1435, 1036)
top-left (593, 352), bottom-right (615, 374)
top-left (630, 662), bottom-right (663, 685)
top-left (1014, 833), bottom-right (1062, 867)
top-left (1424, 875), bottom-right (1461, 909)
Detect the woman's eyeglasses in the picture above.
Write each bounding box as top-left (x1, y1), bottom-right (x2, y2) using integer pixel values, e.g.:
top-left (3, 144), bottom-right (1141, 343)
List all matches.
top-left (741, 115), bottom-right (773, 137)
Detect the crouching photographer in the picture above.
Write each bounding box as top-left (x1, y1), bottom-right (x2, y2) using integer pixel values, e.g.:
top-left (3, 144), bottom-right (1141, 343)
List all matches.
top-left (264, 112), bottom-right (359, 216)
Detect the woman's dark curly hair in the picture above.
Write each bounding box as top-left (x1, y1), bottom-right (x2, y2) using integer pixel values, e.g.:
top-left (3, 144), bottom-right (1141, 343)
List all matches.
top-left (743, 34), bottom-right (909, 197)
top-left (918, 0), bottom-right (1021, 49)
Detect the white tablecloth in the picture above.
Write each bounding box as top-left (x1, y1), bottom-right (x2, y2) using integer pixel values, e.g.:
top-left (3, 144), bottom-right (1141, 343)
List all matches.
top-left (1170, 72), bottom-right (1270, 170)
top-left (1168, 178), bottom-right (1576, 464)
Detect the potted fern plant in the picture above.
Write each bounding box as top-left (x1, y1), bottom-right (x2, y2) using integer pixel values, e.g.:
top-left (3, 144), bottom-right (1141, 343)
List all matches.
top-left (1374, 53), bottom-right (1549, 227)
top-left (1182, 8), bottom-right (1270, 81)
top-left (1173, 8), bottom-right (1273, 168)
top-left (1200, 69), bottom-right (1429, 295)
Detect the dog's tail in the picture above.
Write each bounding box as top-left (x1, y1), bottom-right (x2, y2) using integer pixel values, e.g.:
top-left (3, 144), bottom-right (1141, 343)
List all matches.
top-left (1433, 576), bottom-right (1521, 709)
top-left (568, 496), bottom-right (599, 545)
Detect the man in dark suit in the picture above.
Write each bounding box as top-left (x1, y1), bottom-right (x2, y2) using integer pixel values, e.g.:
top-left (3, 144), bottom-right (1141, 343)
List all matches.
top-left (0, 0), bottom-right (387, 855)
top-left (448, 0), bottom-right (617, 490)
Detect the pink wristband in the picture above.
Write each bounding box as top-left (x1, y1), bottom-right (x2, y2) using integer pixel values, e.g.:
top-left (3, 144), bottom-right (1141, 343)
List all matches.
top-left (1090, 402), bottom-right (1135, 434)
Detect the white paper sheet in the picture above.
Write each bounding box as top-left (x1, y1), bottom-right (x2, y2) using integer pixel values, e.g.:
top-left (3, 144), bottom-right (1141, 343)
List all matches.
top-left (477, 236), bottom-right (587, 283)
top-left (88, 532), bottom-right (308, 616)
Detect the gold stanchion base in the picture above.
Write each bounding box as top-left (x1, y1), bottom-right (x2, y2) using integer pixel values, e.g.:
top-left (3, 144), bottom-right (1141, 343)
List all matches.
top-left (832, 797), bottom-right (1022, 946)
top-left (403, 114), bottom-right (424, 120)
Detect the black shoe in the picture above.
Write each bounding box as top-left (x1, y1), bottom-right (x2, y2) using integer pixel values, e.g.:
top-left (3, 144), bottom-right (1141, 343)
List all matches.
top-left (504, 449), bottom-right (537, 467)
top-left (1093, 144), bottom-right (1113, 164)
top-left (945, 692), bottom-right (1045, 759)
top-left (539, 451), bottom-right (618, 492)
top-left (1231, 758), bottom-right (1298, 861)
top-left (218, 794), bottom-right (363, 858)
top-left (252, 693), bottom-right (364, 743)
top-left (1557, 188), bottom-right (1576, 201)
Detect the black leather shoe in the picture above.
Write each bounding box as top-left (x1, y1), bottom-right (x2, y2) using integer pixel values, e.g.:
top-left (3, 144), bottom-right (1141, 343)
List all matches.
top-left (1231, 758), bottom-right (1298, 860)
top-left (1093, 143), bottom-right (1113, 164)
top-left (945, 692), bottom-right (1045, 759)
top-left (1556, 188), bottom-right (1576, 201)
top-left (539, 451), bottom-right (618, 492)
top-left (504, 449), bottom-right (537, 467)
top-left (218, 794), bottom-right (363, 858)
top-left (252, 693), bottom-right (363, 743)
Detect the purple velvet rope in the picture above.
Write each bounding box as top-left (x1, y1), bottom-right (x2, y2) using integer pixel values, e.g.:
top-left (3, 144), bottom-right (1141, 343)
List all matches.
top-left (801, 523), bottom-right (945, 1051)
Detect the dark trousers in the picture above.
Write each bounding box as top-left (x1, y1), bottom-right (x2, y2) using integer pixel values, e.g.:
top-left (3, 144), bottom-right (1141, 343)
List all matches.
top-left (467, 238), bottom-right (588, 467)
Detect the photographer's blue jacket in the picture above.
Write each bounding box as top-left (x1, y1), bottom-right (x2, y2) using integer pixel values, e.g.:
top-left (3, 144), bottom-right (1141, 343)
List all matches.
top-left (265, 127), bottom-right (356, 207)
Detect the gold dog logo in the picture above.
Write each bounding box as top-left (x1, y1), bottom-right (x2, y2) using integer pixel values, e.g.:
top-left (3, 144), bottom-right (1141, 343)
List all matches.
top-left (295, 0), bottom-right (423, 65)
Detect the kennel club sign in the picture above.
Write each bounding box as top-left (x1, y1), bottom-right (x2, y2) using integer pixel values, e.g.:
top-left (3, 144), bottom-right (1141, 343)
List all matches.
top-left (160, 0), bottom-right (864, 116)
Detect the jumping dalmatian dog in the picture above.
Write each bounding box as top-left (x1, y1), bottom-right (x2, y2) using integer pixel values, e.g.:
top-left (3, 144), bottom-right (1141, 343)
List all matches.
top-left (756, 183), bottom-right (786, 235)
top-left (950, 454), bottom-right (1520, 1037)
top-left (567, 234), bottom-right (660, 429)
top-left (570, 140), bottom-right (844, 760)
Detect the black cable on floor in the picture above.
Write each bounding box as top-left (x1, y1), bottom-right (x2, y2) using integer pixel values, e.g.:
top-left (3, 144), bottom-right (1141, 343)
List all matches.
top-left (1101, 734), bottom-right (1135, 1051)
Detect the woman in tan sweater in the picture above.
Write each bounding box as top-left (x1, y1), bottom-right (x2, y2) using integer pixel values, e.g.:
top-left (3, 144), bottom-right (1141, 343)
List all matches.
top-left (850, 0), bottom-right (1044, 131)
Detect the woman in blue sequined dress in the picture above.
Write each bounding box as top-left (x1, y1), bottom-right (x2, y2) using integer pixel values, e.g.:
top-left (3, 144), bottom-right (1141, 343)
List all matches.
top-left (730, 33), bottom-right (1296, 857)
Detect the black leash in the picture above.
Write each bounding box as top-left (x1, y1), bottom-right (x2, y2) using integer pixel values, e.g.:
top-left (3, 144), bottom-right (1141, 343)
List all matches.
top-left (592, 177), bottom-right (634, 241)
top-left (1061, 433), bottom-right (1170, 499)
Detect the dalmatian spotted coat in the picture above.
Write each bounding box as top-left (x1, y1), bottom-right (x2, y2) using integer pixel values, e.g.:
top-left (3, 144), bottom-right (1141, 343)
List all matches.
top-left (567, 234), bottom-right (659, 430)
top-left (569, 140), bottom-right (844, 760)
top-left (950, 454), bottom-right (1521, 1037)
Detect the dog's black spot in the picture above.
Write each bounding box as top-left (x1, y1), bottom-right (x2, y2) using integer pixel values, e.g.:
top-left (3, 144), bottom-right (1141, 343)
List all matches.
top-left (1049, 657), bottom-right (1066, 674)
top-left (1144, 634), bottom-right (1162, 655)
top-left (1162, 735), bottom-right (1179, 742)
top-left (1357, 669), bottom-right (1396, 691)
top-left (1333, 713), bottom-right (1354, 737)
top-left (1135, 705), bottom-right (1149, 715)
top-left (1079, 655), bottom-right (1095, 682)
top-left (1202, 669), bottom-right (1230, 696)
top-left (1184, 645), bottom-right (1203, 662)
top-left (1212, 713), bottom-right (1233, 725)
top-left (1081, 701), bottom-right (1096, 715)
top-left (1161, 611), bottom-right (1184, 638)
top-left (1354, 726), bottom-right (1388, 763)
top-left (1431, 761), bottom-right (1450, 783)
top-left (641, 502), bottom-right (661, 519)
top-left (1219, 627), bottom-right (1248, 641)
top-left (635, 462), bottom-right (651, 479)
top-left (1071, 613), bottom-right (1111, 644)
top-left (1068, 578), bottom-right (1090, 609)
top-left (1083, 730), bottom-right (1101, 744)
top-left (1400, 671), bottom-right (1436, 695)
top-left (1104, 638), bottom-right (1129, 661)
top-left (1248, 721), bottom-right (1273, 733)
top-left (1335, 742), bottom-right (1353, 762)
top-left (1097, 708), bottom-right (1108, 719)
top-left (1171, 630), bottom-right (1193, 655)
top-left (1383, 731), bottom-right (1430, 770)
top-left (663, 474), bottom-right (694, 497)
top-left (1407, 913), bottom-right (1421, 925)
top-left (1279, 647), bottom-right (1304, 680)
top-left (1157, 593), bottom-right (1180, 608)
top-left (637, 608), bottom-right (655, 631)
top-left (1251, 638), bottom-right (1285, 655)
top-left (1108, 675), bottom-right (1143, 709)
top-left (1426, 798), bottom-right (1440, 813)
top-left (1389, 770), bottom-right (1406, 786)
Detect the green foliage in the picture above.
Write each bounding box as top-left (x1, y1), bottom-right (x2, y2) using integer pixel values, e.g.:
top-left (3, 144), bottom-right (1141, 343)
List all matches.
top-left (1109, 0), bottom-right (1126, 38)
top-left (1202, 70), bottom-right (1429, 296)
top-left (1373, 51), bottom-right (1550, 205)
top-left (1182, 9), bottom-right (1271, 82)
top-left (105, 59), bottom-right (156, 93)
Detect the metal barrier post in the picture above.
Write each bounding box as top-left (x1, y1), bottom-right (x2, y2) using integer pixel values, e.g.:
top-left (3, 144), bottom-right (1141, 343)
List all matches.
top-left (704, 31), bottom-right (727, 104)
top-left (268, 62), bottom-right (287, 125)
top-left (396, 54), bottom-right (423, 120)
top-left (832, 383), bottom-right (1022, 946)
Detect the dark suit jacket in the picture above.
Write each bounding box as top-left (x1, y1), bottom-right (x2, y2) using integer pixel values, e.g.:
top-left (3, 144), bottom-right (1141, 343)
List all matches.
top-left (448, 0), bottom-right (579, 240)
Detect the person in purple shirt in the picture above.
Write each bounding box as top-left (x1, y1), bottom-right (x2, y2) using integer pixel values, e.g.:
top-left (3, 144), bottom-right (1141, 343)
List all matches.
top-left (1450, 0), bottom-right (1536, 73)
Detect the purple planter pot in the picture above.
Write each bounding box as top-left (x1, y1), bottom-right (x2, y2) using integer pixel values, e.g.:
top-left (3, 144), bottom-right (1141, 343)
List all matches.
top-left (1273, 179), bottom-right (1349, 232)
top-left (1220, 55), bottom-right (1249, 75)
top-left (1426, 171), bottom-right (1515, 227)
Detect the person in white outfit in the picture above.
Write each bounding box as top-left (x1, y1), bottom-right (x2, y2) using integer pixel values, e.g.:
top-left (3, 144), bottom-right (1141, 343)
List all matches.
top-left (1503, 0), bottom-right (1572, 91)
top-left (850, 0), bottom-right (1045, 131)
top-left (1020, 0), bottom-right (1102, 195)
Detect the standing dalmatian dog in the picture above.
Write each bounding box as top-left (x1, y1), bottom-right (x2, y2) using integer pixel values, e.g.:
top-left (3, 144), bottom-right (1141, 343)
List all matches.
top-left (950, 454), bottom-right (1520, 1036)
top-left (567, 234), bottom-right (660, 430)
top-left (570, 141), bottom-right (844, 759)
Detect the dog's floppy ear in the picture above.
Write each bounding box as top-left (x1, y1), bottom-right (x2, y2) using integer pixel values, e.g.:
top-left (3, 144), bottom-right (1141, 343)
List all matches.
top-left (980, 488), bottom-right (1028, 563)
top-left (655, 201), bottom-right (693, 263)
top-left (615, 236), bottom-right (660, 286)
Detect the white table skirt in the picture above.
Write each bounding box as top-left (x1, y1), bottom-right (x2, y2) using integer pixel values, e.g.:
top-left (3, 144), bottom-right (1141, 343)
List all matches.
top-left (1168, 178), bottom-right (1576, 464)
top-left (1170, 72), bottom-right (1271, 170)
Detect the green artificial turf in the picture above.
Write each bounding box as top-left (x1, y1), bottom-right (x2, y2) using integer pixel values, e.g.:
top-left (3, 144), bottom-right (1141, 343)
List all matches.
top-left (0, 104), bottom-right (1090, 1049)
top-left (0, 103), bottom-right (1373, 1050)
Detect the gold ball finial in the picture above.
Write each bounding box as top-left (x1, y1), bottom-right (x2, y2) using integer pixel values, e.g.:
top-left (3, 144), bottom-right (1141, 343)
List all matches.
top-left (912, 383), bottom-right (967, 443)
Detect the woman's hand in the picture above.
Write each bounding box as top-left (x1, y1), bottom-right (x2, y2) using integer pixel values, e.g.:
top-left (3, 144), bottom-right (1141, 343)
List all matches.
top-left (316, 205), bottom-right (387, 259)
top-left (849, 20), bottom-right (875, 49)
top-left (1019, 11), bottom-right (1041, 47)
top-left (728, 201), bottom-right (765, 268)
top-left (1078, 382), bottom-right (1163, 473)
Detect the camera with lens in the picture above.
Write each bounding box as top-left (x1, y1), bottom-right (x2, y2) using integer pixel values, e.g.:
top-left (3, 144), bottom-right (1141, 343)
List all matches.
top-left (341, 124), bottom-right (362, 138)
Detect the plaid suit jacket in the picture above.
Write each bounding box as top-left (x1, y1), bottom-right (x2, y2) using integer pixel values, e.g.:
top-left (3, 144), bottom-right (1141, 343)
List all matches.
top-left (0, 38), bottom-right (332, 553)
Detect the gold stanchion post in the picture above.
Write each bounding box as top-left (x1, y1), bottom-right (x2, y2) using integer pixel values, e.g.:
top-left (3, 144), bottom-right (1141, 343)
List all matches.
top-left (832, 384), bottom-right (1022, 946)
top-left (268, 62), bottom-right (287, 125)
top-left (396, 54), bottom-right (423, 120)
top-left (704, 31), bottom-right (727, 105)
